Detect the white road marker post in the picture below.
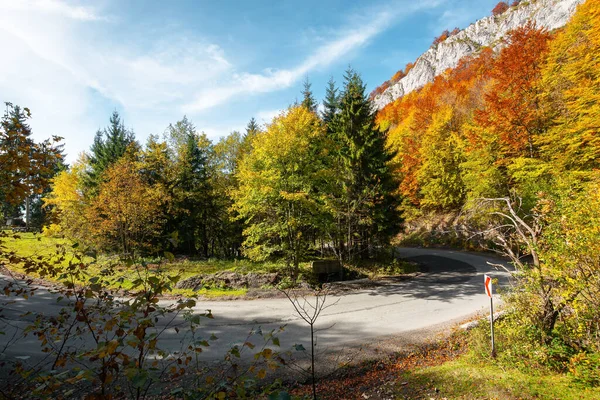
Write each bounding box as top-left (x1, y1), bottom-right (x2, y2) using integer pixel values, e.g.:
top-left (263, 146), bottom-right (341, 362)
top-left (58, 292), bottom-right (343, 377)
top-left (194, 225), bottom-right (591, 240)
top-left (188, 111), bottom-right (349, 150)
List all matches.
top-left (484, 274), bottom-right (496, 358)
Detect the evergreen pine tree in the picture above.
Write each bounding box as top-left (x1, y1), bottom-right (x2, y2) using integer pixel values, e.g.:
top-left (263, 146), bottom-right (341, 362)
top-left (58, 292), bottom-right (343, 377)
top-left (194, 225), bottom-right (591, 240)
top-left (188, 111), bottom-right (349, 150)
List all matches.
top-left (0, 104), bottom-right (34, 213)
top-left (321, 76), bottom-right (339, 127)
top-left (330, 68), bottom-right (400, 261)
top-left (0, 103), bottom-right (64, 228)
top-left (301, 77), bottom-right (318, 113)
top-left (85, 111), bottom-right (136, 193)
top-left (164, 117), bottom-right (216, 256)
top-left (240, 117), bottom-right (260, 156)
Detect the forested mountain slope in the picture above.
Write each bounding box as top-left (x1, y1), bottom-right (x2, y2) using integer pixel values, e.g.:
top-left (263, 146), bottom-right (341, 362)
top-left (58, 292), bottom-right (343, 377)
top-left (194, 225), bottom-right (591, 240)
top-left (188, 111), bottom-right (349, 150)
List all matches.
top-left (372, 0), bottom-right (584, 109)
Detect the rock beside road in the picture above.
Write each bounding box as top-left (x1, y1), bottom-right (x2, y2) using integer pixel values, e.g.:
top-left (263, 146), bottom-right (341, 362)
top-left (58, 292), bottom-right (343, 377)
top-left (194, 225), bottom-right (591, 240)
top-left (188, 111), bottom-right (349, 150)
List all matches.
top-left (176, 271), bottom-right (281, 290)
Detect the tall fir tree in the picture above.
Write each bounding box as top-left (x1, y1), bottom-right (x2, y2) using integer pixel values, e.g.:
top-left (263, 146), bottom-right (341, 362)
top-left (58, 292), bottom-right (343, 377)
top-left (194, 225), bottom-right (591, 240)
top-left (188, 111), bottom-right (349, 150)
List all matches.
top-left (165, 118), bottom-right (217, 256)
top-left (301, 77), bottom-right (318, 113)
top-left (85, 111), bottom-right (136, 193)
top-left (240, 117), bottom-right (260, 156)
top-left (321, 76), bottom-right (339, 127)
top-left (0, 103), bottom-right (63, 228)
top-left (330, 68), bottom-right (400, 261)
top-left (0, 104), bottom-right (33, 222)
top-left (245, 117), bottom-right (260, 138)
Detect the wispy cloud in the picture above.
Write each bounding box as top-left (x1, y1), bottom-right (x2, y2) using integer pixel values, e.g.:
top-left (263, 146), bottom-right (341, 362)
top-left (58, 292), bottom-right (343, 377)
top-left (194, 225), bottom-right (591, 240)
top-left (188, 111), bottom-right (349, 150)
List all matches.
top-left (0, 0), bottom-right (444, 162)
top-left (182, 0), bottom-right (443, 113)
top-left (183, 10), bottom-right (395, 113)
top-left (0, 0), bottom-right (108, 21)
top-left (256, 109), bottom-right (283, 124)
top-left (0, 0), bottom-right (232, 160)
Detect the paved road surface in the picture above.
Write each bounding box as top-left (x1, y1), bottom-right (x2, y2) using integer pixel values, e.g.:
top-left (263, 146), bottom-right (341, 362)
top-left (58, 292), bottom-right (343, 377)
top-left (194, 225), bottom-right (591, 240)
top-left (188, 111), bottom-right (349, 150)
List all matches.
top-left (0, 248), bottom-right (513, 365)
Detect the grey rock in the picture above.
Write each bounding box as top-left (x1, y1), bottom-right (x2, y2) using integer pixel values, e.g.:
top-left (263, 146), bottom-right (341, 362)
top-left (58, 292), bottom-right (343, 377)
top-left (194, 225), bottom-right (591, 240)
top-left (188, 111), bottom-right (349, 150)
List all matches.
top-left (175, 271), bottom-right (281, 290)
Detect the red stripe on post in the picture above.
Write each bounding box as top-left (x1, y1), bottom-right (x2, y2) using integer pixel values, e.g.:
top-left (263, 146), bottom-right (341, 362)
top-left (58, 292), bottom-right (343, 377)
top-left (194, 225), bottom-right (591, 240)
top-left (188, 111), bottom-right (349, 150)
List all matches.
top-left (484, 275), bottom-right (492, 297)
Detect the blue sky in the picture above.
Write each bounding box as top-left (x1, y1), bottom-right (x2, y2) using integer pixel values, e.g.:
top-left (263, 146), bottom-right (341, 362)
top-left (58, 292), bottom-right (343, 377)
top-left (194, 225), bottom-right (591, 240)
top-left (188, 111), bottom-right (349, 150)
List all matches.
top-left (0, 0), bottom-right (500, 163)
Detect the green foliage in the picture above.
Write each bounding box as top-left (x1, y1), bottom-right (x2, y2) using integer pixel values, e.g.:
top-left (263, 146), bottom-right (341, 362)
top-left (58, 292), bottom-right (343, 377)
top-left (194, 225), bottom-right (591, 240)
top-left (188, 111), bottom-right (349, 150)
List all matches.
top-left (328, 67), bottom-right (401, 262)
top-left (0, 103), bottom-right (64, 229)
top-left (321, 76), bottom-right (339, 127)
top-left (300, 76), bottom-right (318, 114)
top-left (85, 110), bottom-right (137, 193)
top-left (234, 106), bottom-right (330, 276)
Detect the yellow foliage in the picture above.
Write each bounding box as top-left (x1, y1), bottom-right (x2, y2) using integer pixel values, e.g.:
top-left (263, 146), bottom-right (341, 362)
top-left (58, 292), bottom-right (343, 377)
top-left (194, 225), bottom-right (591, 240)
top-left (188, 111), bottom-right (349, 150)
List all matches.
top-left (539, 0), bottom-right (600, 170)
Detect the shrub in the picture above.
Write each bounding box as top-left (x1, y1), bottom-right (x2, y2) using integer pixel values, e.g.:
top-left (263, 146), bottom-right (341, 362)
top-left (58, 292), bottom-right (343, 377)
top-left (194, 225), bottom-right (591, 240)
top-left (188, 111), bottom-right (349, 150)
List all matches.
top-left (390, 69), bottom-right (405, 83)
top-left (569, 352), bottom-right (600, 387)
top-left (492, 1), bottom-right (510, 16)
top-left (369, 80), bottom-right (391, 99)
top-left (433, 30), bottom-right (450, 46)
top-left (41, 223), bottom-right (62, 237)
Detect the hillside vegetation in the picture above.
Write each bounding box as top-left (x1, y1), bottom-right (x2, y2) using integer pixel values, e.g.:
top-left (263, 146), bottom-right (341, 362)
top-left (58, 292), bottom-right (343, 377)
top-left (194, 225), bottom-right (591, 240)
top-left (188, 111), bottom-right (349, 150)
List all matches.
top-left (0, 0), bottom-right (598, 397)
top-left (376, 0), bottom-right (600, 390)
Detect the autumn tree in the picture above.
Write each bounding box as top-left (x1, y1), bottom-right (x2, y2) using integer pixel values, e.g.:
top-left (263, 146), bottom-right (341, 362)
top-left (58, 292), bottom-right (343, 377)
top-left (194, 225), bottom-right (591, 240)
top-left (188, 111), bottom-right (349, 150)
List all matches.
top-left (417, 106), bottom-right (465, 209)
top-left (44, 156), bottom-right (90, 241)
top-left (492, 1), bottom-right (509, 16)
top-left (538, 0), bottom-right (600, 172)
top-left (88, 158), bottom-right (167, 255)
top-left (534, 175), bottom-right (600, 350)
top-left (433, 29), bottom-right (450, 46)
top-left (476, 23), bottom-right (551, 160)
top-left (0, 103), bottom-right (64, 228)
top-left (234, 106), bottom-right (331, 277)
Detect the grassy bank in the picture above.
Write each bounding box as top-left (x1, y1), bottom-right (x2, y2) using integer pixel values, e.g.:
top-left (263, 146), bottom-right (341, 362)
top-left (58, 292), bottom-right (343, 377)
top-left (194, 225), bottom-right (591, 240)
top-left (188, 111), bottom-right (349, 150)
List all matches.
top-left (290, 325), bottom-right (600, 399)
top-left (0, 232), bottom-right (287, 297)
top-left (395, 357), bottom-right (599, 399)
top-left (0, 232), bottom-right (415, 298)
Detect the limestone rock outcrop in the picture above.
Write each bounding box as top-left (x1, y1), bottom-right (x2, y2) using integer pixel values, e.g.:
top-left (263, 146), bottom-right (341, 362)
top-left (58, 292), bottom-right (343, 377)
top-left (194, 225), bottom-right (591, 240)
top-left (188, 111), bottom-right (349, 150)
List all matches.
top-left (372, 0), bottom-right (584, 109)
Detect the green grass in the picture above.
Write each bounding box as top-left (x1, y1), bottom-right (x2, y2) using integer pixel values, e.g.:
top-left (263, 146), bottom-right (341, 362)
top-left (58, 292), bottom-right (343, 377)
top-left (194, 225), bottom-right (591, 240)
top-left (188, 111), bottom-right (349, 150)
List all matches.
top-left (0, 232), bottom-right (300, 298)
top-left (0, 231), bottom-right (71, 259)
top-left (395, 357), bottom-right (600, 399)
top-left (1, 232), bottom-right (417, 298)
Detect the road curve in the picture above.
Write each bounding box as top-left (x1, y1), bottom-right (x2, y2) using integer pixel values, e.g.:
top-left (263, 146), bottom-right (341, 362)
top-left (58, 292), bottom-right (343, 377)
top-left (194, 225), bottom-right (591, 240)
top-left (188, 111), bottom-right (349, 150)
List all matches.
top-left (0, 248), bottom-right (513, 363)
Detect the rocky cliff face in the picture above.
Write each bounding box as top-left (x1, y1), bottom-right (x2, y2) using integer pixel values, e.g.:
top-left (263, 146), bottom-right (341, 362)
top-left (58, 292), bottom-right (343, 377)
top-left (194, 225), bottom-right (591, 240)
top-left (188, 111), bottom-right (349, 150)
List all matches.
top-left (372, 0), bottom-right (585, 109)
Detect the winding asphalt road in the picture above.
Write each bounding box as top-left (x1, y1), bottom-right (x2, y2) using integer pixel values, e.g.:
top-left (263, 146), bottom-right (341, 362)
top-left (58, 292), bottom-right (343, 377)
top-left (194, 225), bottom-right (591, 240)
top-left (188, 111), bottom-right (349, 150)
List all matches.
top-left (0, 248), bottom-right (513, 365)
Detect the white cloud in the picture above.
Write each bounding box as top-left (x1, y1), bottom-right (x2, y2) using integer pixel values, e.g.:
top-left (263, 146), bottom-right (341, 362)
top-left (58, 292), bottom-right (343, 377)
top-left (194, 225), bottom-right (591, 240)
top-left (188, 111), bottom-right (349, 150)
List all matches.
top-left (183, 0), bottom-right (443, 113)
top-left (0, 0), bottom-right (233, 161)
top-left (183, 10), bottom-right (394, 113)
top-left (0, 0), bottom-right (107, 21)
top-left (256, 109), bottom-right (283, 124)
top-left (0, 0), bottom-right (444, 162)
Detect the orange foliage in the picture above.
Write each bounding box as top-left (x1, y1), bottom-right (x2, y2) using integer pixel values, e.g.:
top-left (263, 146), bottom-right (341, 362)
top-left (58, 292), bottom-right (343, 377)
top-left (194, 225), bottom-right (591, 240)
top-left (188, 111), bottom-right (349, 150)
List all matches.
top-left (492, 2), bottom-right (509, 16)
top-left (377, 46), bottom-right (495, 204)
top-left (369, 80), bottom-right (391, 99)
top-left (475, 23), bottom-right (552, 158)
top-left (390, 69), bottom-right (405, 83)
top-left (433, 30), bottom-right (450, 46)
